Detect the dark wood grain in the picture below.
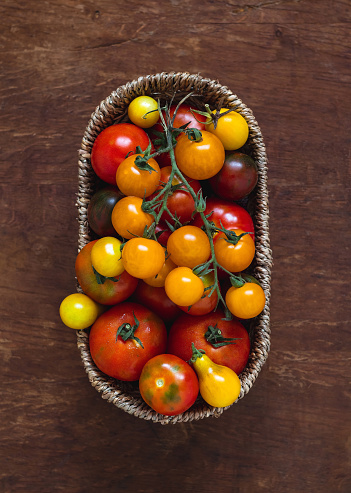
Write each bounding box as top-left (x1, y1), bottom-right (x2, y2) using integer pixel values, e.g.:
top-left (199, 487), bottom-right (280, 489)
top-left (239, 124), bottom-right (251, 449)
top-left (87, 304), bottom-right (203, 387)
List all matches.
top-left (1, 1), bottom-right (350, 492)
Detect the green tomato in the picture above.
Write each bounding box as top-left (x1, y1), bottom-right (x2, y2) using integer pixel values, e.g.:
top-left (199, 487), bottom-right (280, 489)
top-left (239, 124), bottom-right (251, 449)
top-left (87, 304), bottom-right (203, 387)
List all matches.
top-left (59, 293), bottom-right (102, 330)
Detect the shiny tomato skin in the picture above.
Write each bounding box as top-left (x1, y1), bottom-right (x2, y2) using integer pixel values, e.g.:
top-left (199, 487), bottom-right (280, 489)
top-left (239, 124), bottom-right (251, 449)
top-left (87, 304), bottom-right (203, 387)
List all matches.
top-left (75, 240), bottom-right (138, 305)
top-left (89, 302), bottom-right (167, 381)
top-left (150, 166), bottom-right (202, 224)
top-left (87, 186), bottom-right (124, 237)
top-left (131, 281), bottom-right (182, 325)
top-left (91, 123), bottom-right (152, 185)
top-left (178, 272), bottom-right (218, 316)
top-left (148, 104), bottom-right (207, 167)
top-left (191, 197), bottom-right (255, 241)
top-left (139, 354), bottom-right (199, 416)
top-left (122, 238), bottom-right (165, 279)
top-left (165, 267), bottom-right (204, 307)
top-left (175, 131), bottom-right (225, 180)
top-left (209, 152), bottom-right (258, 201)
top-left (214, 228), bottom-right (255, 273)
top-left (152, 103), bottom-right (207, 134)
top-left (116, 154), bottom-right (160, 198)
top-left (111, 196), bottom-right (154, 240)
top-left (167, 310), bottom-right (250, 375)
top-left (167, 225), bottom-right (211, 269)
top-left (226, 283), bottom-right (266, 319)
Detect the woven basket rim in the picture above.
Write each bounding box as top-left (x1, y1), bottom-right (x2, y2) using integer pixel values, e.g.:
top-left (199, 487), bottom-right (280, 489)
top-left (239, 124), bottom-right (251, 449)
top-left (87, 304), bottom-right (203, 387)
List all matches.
top-left (76, 72), bottom-right (273, 424)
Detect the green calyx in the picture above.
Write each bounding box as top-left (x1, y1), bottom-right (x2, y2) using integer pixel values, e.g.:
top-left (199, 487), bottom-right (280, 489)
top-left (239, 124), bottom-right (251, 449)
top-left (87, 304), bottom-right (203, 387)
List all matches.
top-left (93, 266), bottom-right (120, 285)
top-left (116, 311), bottom-right (144, 348)
top-left (189, 342), bottom-right (206, 364)
top-left (205, 324), bottom-right (241, 348)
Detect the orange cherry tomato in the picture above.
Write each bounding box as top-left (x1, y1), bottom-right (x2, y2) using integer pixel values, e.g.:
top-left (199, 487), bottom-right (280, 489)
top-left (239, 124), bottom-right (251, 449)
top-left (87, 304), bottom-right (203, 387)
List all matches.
top-left (174, 130), bottom-right (225, 180)
top-left (111, 196), bottom-right (154, 239)
top-left (225, 282), bottom-right (266, 319)
top-left (116, 154), bottom-right (160, 198)
top-left (122, 238), bottom-right (165, 279)
top-left (144, 249), bottom-right (177, 287)
top-left (165, 267), bottom-right (204, 307)
top-left (214, 229), bottom-right (255, 273)
top-left (207, 108), bottom-right (249, 150)
top-left (167, 225), bottom-right (211, 269)
top-left (179, 272), bottom-right (218, 316)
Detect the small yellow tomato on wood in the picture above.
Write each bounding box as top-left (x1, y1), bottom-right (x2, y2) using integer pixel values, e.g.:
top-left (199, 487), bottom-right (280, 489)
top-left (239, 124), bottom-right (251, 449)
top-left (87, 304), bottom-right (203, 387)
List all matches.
top-left (59, 293), bottom-right (102, 330)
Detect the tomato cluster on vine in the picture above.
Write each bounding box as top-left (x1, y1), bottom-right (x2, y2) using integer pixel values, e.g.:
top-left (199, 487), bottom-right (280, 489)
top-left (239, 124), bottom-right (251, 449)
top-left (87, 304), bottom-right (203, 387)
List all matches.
top-left (60, 93), bottom-right (266, 416)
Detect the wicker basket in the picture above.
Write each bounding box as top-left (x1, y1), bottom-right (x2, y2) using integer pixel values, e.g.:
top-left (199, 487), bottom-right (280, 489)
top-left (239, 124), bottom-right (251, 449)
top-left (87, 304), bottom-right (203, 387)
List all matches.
top-left (76, 72), bottom-right (272, 424)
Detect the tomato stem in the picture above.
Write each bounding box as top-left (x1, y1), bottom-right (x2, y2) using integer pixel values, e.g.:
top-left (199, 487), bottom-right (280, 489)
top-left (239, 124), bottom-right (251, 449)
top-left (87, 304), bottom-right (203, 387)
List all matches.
top-left (141, 97), bottom-right (250, 314)
top-left (189, 343), bottom-right (206, 364)
top-left (205, 324), bottom-right (241, 348)
top-left (116, 311), bottom-right (144, 348)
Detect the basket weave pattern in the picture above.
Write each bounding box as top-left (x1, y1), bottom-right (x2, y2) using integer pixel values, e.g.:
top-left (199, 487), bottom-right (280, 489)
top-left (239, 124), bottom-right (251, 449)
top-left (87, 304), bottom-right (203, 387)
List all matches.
top-left (76, 72), bottom-right (273, 424)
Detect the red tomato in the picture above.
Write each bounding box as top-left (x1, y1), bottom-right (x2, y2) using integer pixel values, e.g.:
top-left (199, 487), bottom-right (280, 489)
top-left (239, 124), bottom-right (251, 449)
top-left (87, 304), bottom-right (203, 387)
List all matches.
top-left (154, 222), bottom-right (172, 247)
top-left (167, 309), bottom-right (251, 375)
top-left (75, 240), bottom-right (138, 305)
top-left (191, 197), bottom-right (255, 241)
top-left (132, 281), bottom-right (181, 325)
top-left (87, 186), bottom-right (124, 237)
top-left (89, 302), bottom-right (167, 381)
top-left (150, 166), bottom-right (201, 224)
top-left (152, 103), bottom-right (207, 135)
top-left (91, 123), bottom-right (152, 185)
top-left (139, 354), bottom-right (199, 416)
top-left (209, 152), bottom-right (258, 201)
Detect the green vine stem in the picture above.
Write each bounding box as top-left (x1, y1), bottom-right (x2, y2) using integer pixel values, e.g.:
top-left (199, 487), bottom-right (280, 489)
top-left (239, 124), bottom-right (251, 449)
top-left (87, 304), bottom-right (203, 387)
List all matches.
top-left (140, 95), bottom-right (250, 316)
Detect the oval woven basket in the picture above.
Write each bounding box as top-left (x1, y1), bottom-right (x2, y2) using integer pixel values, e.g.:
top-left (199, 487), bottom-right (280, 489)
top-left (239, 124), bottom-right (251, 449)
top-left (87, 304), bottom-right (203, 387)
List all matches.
top-left (76, 72), bottom-right (272, 424)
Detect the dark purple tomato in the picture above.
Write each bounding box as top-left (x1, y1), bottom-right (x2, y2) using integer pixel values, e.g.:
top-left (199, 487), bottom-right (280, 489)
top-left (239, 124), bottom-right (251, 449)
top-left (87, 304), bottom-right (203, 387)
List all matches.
top-left (88, 186), bottom-right (124, 237)
top-left (209, 152), bottom-right (258, 201)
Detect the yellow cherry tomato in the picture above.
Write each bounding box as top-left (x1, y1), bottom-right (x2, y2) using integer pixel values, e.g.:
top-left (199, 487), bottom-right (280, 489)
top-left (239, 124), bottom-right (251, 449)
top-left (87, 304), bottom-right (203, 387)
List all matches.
top-left (165, 267), bottom-right (204, 306)
top-left (122, 238), bottom-right (165, 279)
top-left (59, 293), bottom-right (102, 330)
top-left (207, 108), bottom-right (249, 150)
top-left (214, 228), bottom-right (255, 273)
top-left (91, 237), bottom-right (124, 278)
top-left (174, 131), bottom-right (225, 180)
top-left (128, 96), bottom-right (160, 128)
top-left (226, 282), bottom-right (266, 319)
top-left (143, 249), bottom-right (177, 287)
top-left (116, 154), bottom-right (160, 198)
top-left (190, 345), bottom-right (241, 407)
top-left (167, 225), bottom-right (211, 269)
top-left (111, 196), bottom-right (154, 239)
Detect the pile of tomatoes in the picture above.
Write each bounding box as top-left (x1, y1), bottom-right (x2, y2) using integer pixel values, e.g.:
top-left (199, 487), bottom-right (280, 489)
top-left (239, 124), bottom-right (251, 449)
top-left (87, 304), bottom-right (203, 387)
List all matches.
top-left (60, 94), bottom-right (266, 417)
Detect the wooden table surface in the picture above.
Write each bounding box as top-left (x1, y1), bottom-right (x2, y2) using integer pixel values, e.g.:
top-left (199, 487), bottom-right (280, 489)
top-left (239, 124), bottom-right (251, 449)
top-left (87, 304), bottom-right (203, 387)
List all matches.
top-left (1, 1), bottom-right (350, 492)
